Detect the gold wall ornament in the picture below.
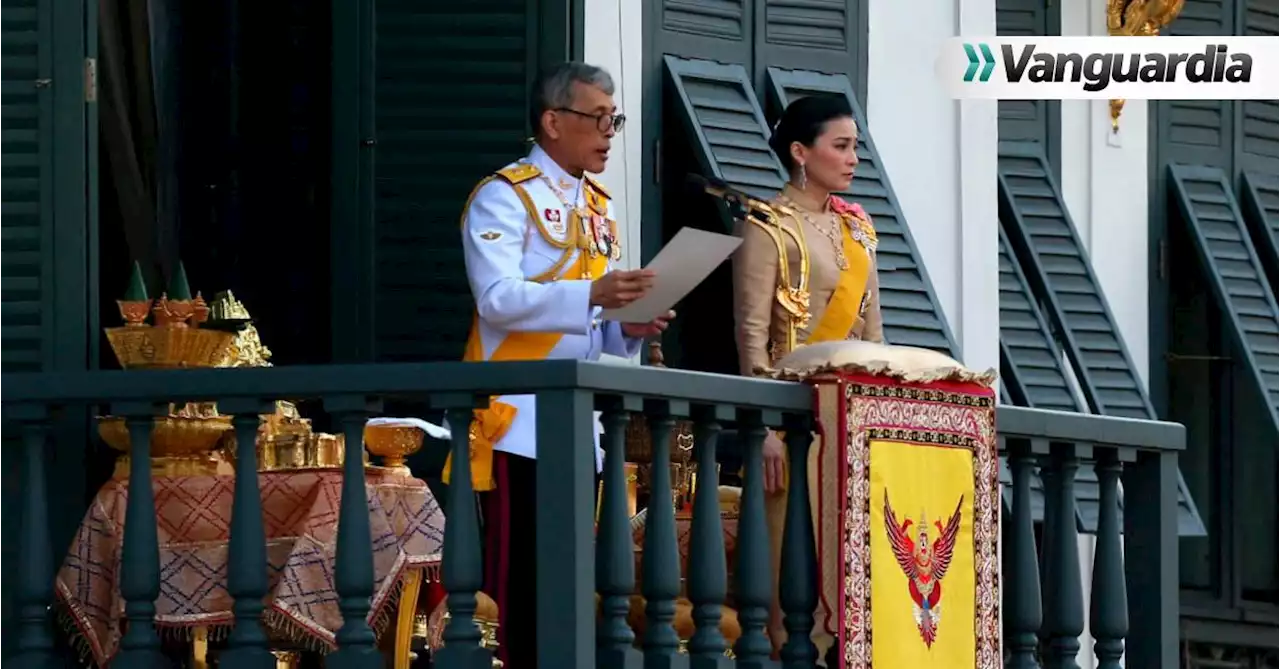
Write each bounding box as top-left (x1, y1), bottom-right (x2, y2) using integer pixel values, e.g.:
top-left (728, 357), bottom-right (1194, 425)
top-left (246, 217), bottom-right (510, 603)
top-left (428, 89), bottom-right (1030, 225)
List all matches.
top-left (1106, 0), bottom-right (1186, 132)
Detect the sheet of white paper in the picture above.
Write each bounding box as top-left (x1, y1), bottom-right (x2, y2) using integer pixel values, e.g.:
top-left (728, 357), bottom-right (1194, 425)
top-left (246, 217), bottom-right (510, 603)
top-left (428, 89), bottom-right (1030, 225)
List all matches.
top-left (600, 227), bottom-right (742, 323)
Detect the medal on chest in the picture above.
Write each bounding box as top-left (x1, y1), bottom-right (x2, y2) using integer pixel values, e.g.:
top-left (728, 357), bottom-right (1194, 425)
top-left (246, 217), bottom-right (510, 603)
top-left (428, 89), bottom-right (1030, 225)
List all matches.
top-left (588, 213), bottom-right (621, 261)
top-left (543, 207), bottom-right (565, 234)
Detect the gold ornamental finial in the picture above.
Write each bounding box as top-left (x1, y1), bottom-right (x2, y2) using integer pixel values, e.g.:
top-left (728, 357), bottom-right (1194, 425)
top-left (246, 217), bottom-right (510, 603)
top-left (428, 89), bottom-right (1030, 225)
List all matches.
top-left (117, 261), bottom-right (151, 326)
top-left (209, 290), bottom-right (252, 322)
top-left (1106, 0), bottom-right (1186, 132)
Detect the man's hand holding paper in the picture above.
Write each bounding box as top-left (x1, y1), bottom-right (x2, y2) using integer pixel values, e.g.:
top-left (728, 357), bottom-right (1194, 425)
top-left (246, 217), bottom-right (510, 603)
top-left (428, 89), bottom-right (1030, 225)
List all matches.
top-left (600, 227), bottom-right (742, 324)
top-left (590, 268), bottom-right (656, 309)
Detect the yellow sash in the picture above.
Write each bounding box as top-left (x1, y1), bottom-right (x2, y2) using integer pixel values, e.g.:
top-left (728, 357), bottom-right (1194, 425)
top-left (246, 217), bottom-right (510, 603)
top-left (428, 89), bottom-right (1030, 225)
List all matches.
top-left (804, 215), bottom-right (873, 345)
top-left (770, 212), bottom-right (875, 489)
top-left (443, 248), bottom-right (608, 491)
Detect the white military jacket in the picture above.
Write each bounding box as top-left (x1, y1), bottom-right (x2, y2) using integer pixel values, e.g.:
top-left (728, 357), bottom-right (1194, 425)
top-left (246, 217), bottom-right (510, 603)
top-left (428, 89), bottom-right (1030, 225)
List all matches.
top-left (460, 145), bottom-right (642, 464)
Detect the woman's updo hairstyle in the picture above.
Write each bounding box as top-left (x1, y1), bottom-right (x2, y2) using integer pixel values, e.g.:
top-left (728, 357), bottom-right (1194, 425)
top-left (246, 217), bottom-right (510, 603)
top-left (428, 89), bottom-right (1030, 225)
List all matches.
top-left (767, 95), bottom-right (855, 172)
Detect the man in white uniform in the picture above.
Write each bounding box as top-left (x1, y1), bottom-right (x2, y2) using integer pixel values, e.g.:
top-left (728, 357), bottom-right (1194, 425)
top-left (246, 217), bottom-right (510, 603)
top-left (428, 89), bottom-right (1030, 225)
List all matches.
top-left (447, 62), bottom-right (671, 668)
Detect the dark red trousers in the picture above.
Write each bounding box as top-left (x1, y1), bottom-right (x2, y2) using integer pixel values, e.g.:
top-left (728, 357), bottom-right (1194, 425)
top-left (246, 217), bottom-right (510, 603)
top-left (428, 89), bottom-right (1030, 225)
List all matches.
top-left (481, 452), bottom-right (538, 669)
top-left (480, 451), bottom-right (601, 669)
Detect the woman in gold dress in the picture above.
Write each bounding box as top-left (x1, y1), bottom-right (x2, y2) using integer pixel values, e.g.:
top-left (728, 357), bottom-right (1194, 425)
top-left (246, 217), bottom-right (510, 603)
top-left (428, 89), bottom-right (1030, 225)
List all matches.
top-left (731, 94), bottom-right (884, 662)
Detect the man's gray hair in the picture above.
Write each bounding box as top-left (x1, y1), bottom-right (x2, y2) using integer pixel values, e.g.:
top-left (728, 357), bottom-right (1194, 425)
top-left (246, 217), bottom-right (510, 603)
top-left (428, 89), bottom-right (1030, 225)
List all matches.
top-left (529, 62), bottom-right (615, 135)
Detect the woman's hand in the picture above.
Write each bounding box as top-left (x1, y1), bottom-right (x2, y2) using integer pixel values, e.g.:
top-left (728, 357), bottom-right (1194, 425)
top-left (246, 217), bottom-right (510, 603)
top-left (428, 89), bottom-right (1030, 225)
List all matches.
top-left (763, 431), bottom-right (786, 494)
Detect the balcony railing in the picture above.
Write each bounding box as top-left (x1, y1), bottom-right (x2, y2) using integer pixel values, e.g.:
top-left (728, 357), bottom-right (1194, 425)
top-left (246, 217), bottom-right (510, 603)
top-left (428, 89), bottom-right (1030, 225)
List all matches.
top-left (2, 360), bottom-right (1182, 668)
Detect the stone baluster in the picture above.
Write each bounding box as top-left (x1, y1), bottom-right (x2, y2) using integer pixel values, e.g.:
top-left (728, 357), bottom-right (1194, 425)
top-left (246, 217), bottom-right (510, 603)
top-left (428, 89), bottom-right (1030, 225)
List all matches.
top-left (114, 408), bottom-right (169, 668)
top-left (733, 410), bottom-right (773, 667)
top-left (1089, 450), bottom-right (1127, 669)
top-left (434, 403), bottom-right (490, 669)
top-left (688, 405), bottom-right (730, 667)
top-left (597, 399), bottom-right (640, 669)
top-left (1043, 443), bottom-right (1085, 669)
top-left (324, 397), bottom-right (382, 668)
top-left (13, 409), bottom-right (56, 668)
top-left (1004, 438), bottom-right (1043, 669)
top-left (641, 402), bottom-right (683, 665)
top-left (779, 414), bottom-right (818, 668)
top-left (219, 405), bottom-right (275, 668)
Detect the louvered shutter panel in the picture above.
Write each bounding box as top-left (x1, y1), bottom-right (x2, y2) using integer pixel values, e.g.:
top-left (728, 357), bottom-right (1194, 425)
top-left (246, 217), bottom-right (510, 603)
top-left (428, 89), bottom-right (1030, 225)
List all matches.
top-left (997, 226), bottom-right (1082, 413)
top-left (1240, 173), bottom-right (1279, 290)
top-left (373, 1), bottom-right (535, 362)
top-left (1168, 165), bottom-right (1280, 430)
top-left (2, 0), bottom-right (52, 372)
top-left (663, 55), bottom-right (786, 203)
top-left (999, 147), bottom-right (1154, 419)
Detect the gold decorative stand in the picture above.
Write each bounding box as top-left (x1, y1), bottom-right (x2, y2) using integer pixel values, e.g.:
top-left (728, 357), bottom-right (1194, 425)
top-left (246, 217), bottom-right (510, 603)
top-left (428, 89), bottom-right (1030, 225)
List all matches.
top-left (94, 264), bottom-right (432, 669)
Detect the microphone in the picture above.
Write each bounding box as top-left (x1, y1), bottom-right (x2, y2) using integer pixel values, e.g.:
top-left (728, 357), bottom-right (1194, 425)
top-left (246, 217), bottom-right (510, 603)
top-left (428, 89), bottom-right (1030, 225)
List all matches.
top-left (686, 173), bottom-right (776, 225)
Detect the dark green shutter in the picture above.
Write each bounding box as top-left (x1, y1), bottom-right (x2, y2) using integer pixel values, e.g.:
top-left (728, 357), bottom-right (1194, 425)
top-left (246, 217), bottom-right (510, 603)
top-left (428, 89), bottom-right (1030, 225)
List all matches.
top-left (998, 224), bottom-right (1106, 531)
top-left (1, 0), bottom-right (51, 652)
top-left (1238, 3), bottom-right (1278, 288)
top-left (763, 67), bottom-right (959, 357)
top-left (372, 1), bottom-right (539, 362)
top-left (1160, 0), bottom-right (1234, 168)
top-left (1000, 145), bottom-right (1205, 536)
top-left (2, 0), bottom-right (53, 373)
top-left (999, 146), bottom-right (1154, 419)
top-left (663, 55), bottom-right (786, 203)
top-left (2, 0), bottom-right (97, 652)
top-left (998, 226), bottom-right (1082, 413)
top-left (995, 0), bottom-right (1058, 172)
top-left (1168, 165), bottom-right (1280, 430)
top-left (1239, 0), bottom-right (1280, 176)
top-left (1240, 172), bottom-right (1278, 292)
top-left (757, 0), bottom-right (867, 108)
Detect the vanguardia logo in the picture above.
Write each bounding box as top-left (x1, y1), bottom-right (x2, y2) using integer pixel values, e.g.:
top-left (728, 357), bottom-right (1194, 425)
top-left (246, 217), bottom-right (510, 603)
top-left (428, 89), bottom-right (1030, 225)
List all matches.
top-left (962, 42), bottom-right (1254, 91)
top-left (963, 43), bottom-right (997, 82)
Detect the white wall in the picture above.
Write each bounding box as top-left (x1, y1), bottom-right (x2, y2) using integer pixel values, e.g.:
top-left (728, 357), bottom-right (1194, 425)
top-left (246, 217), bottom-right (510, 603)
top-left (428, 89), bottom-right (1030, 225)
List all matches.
top-left (868, 0), bottom-right (1000, 374)
top-left (585, 0), bottom-right (644, 363)
top-left (1059, 0), bottom-right (1151, 390)
top-left (584, 0), bottom-right (644, 275)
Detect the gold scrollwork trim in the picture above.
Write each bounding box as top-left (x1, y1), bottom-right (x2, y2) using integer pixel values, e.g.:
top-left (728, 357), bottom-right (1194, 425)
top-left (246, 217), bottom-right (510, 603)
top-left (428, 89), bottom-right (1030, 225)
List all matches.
top-left (1106, 0), bottom-right (1187, 131)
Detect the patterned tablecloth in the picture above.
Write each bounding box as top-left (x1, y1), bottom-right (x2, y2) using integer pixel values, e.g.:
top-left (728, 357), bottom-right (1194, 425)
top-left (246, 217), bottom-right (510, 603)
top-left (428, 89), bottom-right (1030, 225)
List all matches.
top-left (55, 468), bottom-right (446, 666)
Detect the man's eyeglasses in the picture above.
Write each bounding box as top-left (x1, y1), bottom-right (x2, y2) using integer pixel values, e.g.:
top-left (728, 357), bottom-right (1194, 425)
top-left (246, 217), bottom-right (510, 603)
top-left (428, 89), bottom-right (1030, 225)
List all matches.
top-left (555, 108), bottom-right (626, 133)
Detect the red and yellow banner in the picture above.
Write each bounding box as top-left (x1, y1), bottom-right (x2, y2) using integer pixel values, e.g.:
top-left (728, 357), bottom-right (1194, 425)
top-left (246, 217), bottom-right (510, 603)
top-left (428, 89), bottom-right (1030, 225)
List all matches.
top-left (806, 370), bottom-right (999, 669)
top-left (870, 439), bottom-right (976, 668)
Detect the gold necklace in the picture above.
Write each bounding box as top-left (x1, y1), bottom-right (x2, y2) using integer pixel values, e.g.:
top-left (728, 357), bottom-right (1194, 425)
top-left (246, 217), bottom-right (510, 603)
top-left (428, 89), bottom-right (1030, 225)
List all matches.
top-left (779, 194), bottom-right (849, 270)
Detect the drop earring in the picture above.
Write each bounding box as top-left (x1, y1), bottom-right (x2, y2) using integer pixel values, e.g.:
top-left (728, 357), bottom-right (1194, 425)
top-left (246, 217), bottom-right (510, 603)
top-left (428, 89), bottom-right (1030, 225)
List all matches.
top-left (799, 163), bottom-right (808, 190)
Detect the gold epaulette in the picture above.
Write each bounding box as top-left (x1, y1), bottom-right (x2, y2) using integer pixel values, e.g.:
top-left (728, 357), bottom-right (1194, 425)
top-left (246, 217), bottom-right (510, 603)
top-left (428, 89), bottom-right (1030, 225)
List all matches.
top-left (583, 174), bottom-right (611, 199)
top-left (858, 214), bottom-right (878, 242)
top-left (583, 174), bottom-right (610, 215)
top-left (495, 163), bottom-right (541, 185)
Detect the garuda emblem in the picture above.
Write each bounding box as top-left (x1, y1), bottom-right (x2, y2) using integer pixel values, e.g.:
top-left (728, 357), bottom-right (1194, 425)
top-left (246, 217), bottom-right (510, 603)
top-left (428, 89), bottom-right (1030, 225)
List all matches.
top-left (883, 490), bottom-right (964, 648)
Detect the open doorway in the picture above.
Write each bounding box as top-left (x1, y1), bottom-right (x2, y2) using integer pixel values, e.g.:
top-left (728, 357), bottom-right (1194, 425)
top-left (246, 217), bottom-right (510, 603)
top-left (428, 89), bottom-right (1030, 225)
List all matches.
top-left (97, 0), bottom-right (333, 372)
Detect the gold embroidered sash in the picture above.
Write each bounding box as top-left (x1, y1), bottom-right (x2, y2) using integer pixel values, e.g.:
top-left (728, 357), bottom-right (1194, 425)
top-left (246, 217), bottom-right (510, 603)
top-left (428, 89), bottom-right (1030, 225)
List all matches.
top-left (805, 216), bottom-right (871, 345)
top-left (443, 249), bottom-right (608, 491)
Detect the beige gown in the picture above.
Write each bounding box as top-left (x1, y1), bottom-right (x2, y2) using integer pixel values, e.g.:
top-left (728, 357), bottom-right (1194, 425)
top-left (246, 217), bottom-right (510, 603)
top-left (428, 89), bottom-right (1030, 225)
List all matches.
top-left (731, 183), bottom-right (884, 662)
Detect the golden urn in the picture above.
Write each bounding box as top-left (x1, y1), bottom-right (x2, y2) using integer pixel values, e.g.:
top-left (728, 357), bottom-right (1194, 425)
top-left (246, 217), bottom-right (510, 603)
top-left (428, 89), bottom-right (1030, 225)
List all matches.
top-left (363, 419), bottom-right (427, 474)
top-left (98, 265), bottom-right (268, 477)
top-left (99, 402), bottom-right (234, 478)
